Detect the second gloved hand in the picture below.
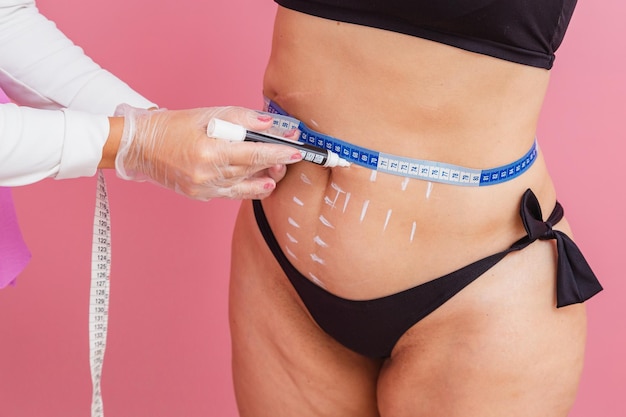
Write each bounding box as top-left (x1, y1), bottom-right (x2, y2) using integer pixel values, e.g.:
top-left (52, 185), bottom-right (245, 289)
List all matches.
top-left (114, 104), bottom-right (302, 200)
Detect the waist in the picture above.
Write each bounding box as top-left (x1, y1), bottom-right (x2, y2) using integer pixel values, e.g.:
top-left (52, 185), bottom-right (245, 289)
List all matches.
top-left (260, 92), bottom-right (556, 300)
top-left (258, 93), bottom-right (557, 298)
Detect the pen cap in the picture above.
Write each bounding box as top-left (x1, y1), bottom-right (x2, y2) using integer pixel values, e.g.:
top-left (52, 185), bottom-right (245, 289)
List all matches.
top-left (207, 118), bottom-right (246, 142)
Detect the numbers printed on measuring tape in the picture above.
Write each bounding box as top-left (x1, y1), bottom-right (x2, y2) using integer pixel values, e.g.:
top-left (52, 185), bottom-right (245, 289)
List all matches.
top-left (89, 170), bottom-right (111, 417)
top-left (264, 98), bottom-right (538, 187)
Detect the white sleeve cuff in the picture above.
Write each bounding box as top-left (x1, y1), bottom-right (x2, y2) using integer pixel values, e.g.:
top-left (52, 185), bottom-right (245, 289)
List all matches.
top-left (0, 103), bottom-right (109, 185)
top-left (56, 108), bottom-right (109, 179)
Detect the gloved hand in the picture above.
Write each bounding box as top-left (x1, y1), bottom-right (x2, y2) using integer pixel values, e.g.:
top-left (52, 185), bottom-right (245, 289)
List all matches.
top-left (114, 104), bottom-right (302, 200)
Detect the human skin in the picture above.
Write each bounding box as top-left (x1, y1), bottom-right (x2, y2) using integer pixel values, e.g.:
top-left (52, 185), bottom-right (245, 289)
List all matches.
top-left (229, 6), bottom-right (586, 416)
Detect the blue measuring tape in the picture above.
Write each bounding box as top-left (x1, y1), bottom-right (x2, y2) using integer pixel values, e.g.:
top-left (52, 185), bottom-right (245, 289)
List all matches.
top-left (264, 98), bottom-right (537, 187)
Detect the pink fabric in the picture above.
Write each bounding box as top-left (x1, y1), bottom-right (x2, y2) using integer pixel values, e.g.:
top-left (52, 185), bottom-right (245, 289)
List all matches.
top-left (0, 90), bottom-right (31, 289)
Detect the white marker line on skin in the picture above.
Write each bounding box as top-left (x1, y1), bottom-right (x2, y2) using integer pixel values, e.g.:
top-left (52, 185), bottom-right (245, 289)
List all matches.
top-left (410, 221), bottom-right (417, 242)
top-left (401, 177), bottom-right (410, 191)
top-left (331, 182), bottom-right (344, 193)
top-left (286, 233), bottom-right (298, 243)
top-left (343, 192), bottom-right (351, 213)
top-left (309, 273), bottom-right (326, 288)
top-left (325, 182), bottom-right (346, 209)
top-left (293, 196), bottom-right (304, 206)
top-left (288, 217), bottom-right (300, 228)
top-left (369, 170), bottom-right (378, 182)
top-left (300, 173), bottom-right (312, 185)
top-left (319, 215), bottom-right (335, 229)
top-left (285, 246), bottom-right (298, 260)
top-left (360, 200), bottom-right (370, 223)
top-left (383, 209), bottom-right (392, 232)
top-left (310, 253), bottom-right (326, 265)
top-left (426, 181), bottom-right (433, 199)
top-left (313, 235), bottom-right (328, 248)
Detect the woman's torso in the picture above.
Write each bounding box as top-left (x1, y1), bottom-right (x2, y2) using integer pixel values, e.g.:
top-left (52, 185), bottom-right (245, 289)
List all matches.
top-left (259, 6), bottom-right (563, 300)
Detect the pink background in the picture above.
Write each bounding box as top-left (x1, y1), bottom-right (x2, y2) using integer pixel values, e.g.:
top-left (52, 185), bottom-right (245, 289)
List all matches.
top-left (0, 0), bottom-right (624, 416)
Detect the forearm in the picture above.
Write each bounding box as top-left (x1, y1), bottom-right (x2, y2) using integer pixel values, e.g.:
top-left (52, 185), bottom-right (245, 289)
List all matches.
top-left (99, 116), bottom-right (124, 169)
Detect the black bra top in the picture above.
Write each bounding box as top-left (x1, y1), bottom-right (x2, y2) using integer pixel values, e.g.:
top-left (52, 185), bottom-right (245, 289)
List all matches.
top-left (274, 0), bottom-right (578, 69)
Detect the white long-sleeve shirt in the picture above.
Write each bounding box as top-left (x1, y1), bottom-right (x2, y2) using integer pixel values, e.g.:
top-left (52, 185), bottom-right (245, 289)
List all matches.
top-left (0, 0), bottom-right (157, 186)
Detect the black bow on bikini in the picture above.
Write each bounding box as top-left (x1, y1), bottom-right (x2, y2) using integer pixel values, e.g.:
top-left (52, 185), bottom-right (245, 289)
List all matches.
top-left (516, 189), bottom-right (603, 307)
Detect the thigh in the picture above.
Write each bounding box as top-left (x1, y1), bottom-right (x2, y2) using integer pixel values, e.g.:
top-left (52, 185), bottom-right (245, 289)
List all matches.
top-left (377, 239), bottom-right (588, 417)
top-left (229, 201), bottom-right (382, 417)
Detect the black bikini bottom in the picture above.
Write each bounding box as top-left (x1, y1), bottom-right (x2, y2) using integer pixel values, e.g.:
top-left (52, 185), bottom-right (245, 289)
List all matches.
top-left (252, 189), bottom-right (602, 358)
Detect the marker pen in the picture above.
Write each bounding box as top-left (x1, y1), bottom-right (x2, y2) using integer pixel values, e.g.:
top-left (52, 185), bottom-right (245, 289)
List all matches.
top-left (207, 118), bottom-right (351, 168)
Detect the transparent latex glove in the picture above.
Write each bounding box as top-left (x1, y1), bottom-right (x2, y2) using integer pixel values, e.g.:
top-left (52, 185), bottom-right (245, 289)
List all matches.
top-left (114, 104), bottom-right (302, 200)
